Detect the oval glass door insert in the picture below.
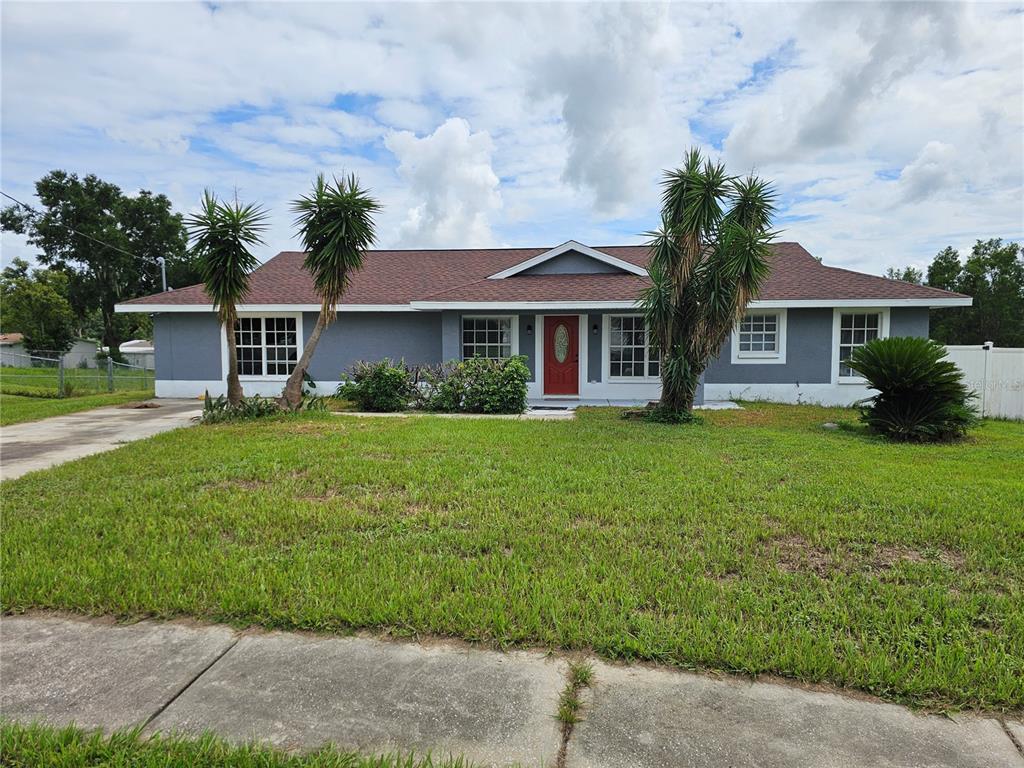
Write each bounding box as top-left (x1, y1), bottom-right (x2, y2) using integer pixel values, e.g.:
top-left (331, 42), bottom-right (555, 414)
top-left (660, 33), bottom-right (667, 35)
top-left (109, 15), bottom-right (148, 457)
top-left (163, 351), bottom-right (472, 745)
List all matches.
top-left (554, 324), bottom-right (570, 363)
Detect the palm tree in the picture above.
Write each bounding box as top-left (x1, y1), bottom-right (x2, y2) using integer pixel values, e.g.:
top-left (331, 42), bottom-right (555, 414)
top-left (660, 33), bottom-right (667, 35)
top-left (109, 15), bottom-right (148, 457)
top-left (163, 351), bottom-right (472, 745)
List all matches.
top-left (281, 174), bottom-right (381, 407)
top-left (185, 191), bottom-right (268, 405)
top-left (641, 148), bottom-right (777, 419)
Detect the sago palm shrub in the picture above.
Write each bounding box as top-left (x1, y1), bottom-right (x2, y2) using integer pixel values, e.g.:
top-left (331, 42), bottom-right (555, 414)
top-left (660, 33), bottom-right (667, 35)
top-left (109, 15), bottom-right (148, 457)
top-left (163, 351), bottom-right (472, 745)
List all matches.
top-left (847, 336), bottom-right (978, 442)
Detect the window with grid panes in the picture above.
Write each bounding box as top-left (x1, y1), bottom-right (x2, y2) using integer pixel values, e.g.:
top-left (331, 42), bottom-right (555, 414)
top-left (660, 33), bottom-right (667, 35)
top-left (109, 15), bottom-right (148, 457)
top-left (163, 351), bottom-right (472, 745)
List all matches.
top-left (462, 317), bottom-right (512, 360)
top-left (234, 317), bottom-right (298, 376)
top-left (608, 315), bottom-right (659, 378)
top-left (838, 312), bottom-right (881, 377)
top-left (737, 313), bottom-right (779, 357)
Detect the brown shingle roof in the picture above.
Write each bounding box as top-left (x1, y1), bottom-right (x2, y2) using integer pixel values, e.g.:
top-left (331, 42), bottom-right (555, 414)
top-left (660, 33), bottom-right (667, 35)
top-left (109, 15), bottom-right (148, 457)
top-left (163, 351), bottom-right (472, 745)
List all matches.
top-left (120, 242), bottom-right (967, 307)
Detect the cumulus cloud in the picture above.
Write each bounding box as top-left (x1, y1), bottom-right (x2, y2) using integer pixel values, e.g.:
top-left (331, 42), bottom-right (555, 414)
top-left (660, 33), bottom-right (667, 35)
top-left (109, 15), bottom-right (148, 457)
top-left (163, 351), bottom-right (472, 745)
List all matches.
top-left (898, 141), bottom-right (958, 202)
top-left (384, 118), bottom-right (502, 247)
top-left (530, 4), bottom-right (683, 216)
top-left (1, 2), bottom-right (1020, 272)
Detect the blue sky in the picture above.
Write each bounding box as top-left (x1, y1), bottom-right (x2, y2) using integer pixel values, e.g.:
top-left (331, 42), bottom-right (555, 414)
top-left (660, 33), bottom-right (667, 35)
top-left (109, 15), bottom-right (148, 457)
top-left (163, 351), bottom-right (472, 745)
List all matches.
top-left (2, 1), bottom-right (1022, 276)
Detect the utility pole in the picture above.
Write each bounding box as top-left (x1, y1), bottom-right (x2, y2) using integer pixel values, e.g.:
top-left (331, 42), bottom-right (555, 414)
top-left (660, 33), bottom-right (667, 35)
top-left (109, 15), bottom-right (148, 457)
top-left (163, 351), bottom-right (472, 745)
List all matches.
top-left (156, 257), bottom-right (168, 292)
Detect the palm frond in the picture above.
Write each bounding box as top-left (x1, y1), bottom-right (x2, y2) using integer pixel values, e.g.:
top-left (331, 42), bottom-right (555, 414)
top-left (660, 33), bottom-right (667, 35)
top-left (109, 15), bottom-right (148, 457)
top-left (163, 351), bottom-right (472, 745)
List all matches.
top-left (292, 173), bottom-right (381, 323)
top-left (185, 190), bottom-right (268, 323)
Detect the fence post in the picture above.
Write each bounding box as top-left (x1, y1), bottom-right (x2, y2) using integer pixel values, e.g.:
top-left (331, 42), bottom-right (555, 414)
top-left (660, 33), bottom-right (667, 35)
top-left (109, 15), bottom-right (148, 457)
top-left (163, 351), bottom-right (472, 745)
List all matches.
top-left (57, 357), bottom-right (65, 399)
top-left (107, 356), bottom-right (114, 392)
top-left (981, 341), bottom-right (994, 418)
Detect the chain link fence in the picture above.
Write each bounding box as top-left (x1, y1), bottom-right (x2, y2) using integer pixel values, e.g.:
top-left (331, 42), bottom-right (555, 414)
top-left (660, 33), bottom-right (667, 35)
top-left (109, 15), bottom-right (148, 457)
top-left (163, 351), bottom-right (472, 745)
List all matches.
top-left (0, 350), bottom-right (154, 398)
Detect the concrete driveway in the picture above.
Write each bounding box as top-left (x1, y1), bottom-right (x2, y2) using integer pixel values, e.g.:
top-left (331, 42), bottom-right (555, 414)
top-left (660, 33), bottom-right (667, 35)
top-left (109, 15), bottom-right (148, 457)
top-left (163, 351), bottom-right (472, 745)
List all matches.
top-left (1, 399), bottom-right (202, 481)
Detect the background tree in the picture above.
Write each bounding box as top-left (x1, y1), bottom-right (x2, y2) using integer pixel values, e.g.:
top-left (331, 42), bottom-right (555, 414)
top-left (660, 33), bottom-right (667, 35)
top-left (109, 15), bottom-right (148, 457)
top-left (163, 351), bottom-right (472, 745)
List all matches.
top-left (1, 171), bottom-right (198, 355)
top-left (281, 174), bottom-right (380, 407)
top-left (0, 258), bottom-right (77, 355)
top-left (641, 148), bottom-right (776, 419)
top-left (185, 192), bottom-right (268, 405)
top-left (884, 266), bottom-right (923, 284)
top-left (886, 240), bottom-right (1024, 346)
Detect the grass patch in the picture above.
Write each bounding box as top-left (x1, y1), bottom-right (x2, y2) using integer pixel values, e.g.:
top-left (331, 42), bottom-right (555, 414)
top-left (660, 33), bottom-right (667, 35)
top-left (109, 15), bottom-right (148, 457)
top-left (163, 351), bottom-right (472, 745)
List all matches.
top-left (0, 722), bottom-right (476, 767)
top-left (1, 404), bottom-right (1022, 710)
top-left (0, 391), bottom-right (156, 426)
top-left (0, 364), bottom-right (153, 397)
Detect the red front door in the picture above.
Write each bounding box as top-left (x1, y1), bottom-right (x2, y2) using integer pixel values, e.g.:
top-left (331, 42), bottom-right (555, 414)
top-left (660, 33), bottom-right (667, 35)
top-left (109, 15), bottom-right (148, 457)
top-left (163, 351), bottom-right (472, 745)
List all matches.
top-left (544, 316), bottom-right (579, 395)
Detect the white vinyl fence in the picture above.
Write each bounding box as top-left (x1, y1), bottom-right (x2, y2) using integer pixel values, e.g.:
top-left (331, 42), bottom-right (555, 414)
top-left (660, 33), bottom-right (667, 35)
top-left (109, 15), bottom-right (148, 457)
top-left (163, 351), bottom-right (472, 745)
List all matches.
top-left (944, 343), bottom-right (1024, 420)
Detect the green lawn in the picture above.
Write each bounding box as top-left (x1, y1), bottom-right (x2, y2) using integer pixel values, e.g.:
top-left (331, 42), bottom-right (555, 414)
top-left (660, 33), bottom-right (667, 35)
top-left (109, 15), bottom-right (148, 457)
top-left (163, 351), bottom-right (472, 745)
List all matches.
top-left (2, 404), bottom-right (1022, 711)
top-left (0, 364), bottom-right (153, 397)
top-left (0, 722), bottom-right (474, 768)
top-left (0, 391), bottom-right (156, 426)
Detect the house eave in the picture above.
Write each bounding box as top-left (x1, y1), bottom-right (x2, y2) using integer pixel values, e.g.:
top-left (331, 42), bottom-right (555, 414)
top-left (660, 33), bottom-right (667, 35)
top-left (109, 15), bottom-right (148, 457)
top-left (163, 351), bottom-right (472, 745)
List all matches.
top-left (115, 296), bottom-right (972, 314)
top-left (114, 303), bottom-right (419, 313)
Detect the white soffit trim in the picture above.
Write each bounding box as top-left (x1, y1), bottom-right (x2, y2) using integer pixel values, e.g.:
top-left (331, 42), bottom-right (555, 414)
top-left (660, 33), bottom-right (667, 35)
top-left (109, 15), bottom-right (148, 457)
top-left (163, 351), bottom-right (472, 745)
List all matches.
top-left (410, 300), bottom-right (640, 310)
top-left (485, 240), bottom-right (648, 279)
top-left (114, 303), bottom-right (418, 313)
top-left (749, 298), bottom-right (973, 308)
top-left (117, 296), bottom-right (972, 313)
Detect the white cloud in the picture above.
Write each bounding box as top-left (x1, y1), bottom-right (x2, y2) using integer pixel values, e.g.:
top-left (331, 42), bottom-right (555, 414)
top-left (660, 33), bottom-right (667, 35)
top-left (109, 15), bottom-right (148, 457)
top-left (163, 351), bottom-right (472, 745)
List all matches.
top-left (1, 1), bottom-right (1020, 274)
top-left (384, 118), bottom-right (502, 248)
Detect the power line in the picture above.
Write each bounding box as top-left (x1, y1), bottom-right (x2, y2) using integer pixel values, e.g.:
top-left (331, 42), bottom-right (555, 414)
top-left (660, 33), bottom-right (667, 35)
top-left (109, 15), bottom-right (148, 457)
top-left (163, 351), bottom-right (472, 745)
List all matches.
top-left (1, 189), bottom-right (145, 262)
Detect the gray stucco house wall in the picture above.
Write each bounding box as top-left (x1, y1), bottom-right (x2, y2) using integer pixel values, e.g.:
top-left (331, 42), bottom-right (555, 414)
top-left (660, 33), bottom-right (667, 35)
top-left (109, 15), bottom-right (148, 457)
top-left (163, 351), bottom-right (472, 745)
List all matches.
top-left (153, 306), bottom-right (931, 402)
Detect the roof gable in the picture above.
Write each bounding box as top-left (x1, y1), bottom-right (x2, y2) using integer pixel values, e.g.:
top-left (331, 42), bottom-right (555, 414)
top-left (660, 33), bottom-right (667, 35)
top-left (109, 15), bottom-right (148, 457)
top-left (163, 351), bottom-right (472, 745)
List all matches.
top-left (486, 241), bottom-right (648, 279)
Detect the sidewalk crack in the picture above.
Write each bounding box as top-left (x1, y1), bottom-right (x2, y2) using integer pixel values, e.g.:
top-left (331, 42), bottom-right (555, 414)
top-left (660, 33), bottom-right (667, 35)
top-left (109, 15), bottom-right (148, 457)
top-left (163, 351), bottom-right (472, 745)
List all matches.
top-left (140, 634), bottom-right (241, 731)
top-left (1000, 718), bottom-right (1024, 759)
top-left (553, 659), bottom-right (594, 768)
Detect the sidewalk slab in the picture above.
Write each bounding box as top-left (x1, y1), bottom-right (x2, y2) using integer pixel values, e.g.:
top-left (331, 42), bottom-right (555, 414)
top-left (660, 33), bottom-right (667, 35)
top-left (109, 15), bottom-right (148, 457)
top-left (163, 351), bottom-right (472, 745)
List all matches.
top-left (146, 632), bottom-right (563, 767)
top-left (0, 615), bottom-right (236, 730)
top-left (568, 661), bottom-right (1023, 768)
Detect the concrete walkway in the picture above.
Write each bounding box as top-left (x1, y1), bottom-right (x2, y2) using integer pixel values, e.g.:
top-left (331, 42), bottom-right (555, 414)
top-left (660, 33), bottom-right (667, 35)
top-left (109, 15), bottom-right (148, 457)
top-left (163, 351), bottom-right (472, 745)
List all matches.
top-left (2, 614), bottom-right (1021, 767)
top-left (0, 399), bottom-right (201, 481)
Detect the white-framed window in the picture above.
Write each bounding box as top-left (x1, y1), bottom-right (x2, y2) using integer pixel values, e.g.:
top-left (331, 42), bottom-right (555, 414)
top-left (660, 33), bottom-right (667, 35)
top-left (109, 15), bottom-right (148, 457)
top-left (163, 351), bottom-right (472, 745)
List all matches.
top-left (606, 315), bottom-right (659, 379)
top-left (462, 316), bottom-right (515, 361)
top-left (233, 315), bottom-right (300, 378)
top-left (731, 309), bottom-right (787, 364)
top-left (833, 308), bottom-right (889, 382)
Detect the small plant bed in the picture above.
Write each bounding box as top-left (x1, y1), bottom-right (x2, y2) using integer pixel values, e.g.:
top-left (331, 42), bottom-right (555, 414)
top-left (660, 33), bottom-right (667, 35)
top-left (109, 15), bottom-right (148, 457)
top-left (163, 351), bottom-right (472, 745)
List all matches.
top-left (2, 404), bottom-right (1022, 711)
top-left (0, 391), bottom-right (155, 426)
top-left (0, 722), bottom-right (476, 768)
top-left (336, 357), bottom-right (530, 415)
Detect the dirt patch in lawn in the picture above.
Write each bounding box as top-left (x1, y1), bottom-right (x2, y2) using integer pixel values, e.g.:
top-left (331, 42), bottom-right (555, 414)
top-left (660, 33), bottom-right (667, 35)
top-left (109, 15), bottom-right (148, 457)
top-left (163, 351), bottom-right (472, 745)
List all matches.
top-left (764, 534), bottom-right (966, 579)
top-left (771, 534), bottom-right (835, 577)
top-left (867, 545), bottom-right (965, 573)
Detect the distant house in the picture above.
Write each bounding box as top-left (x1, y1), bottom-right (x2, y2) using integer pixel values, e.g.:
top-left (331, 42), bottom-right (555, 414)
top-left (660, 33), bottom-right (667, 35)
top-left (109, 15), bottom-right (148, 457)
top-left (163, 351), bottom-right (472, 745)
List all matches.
top-left (118, 339), bottom-right (155, 369)
top-left (115, 240), bottom-right (971, 406)
top-left (0, 332), bottom-right (99, 368)
top-left (0, 333), bottom-right (26, 367)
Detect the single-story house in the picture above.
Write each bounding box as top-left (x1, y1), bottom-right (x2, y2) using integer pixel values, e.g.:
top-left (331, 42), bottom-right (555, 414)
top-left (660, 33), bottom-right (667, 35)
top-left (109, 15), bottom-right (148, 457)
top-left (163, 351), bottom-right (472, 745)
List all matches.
top-left (115, 241), bottom-right (971, 406)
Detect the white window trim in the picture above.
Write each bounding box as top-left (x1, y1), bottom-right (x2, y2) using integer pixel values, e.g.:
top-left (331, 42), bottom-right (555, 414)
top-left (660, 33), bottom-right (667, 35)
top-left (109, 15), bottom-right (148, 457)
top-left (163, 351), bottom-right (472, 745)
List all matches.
top-left (460, 314), bottom-right (520, 361)
top-left (832, 307), bottom-right (890, 384)
top-left (602, 313), bottom-right (660, 383)
top-left (220, 311), bottom-right (304, 382)
top-left (731, 309), bottom-right (788, 365)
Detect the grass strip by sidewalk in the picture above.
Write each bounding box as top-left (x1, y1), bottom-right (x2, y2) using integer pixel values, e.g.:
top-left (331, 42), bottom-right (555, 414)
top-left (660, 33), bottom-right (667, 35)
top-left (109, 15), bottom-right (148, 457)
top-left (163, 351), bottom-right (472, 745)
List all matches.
top-left (0, 722), bottom-right (478, 767)
top-left (2, 404), bottom-right (1022, 710)
top-left (0, 391), bottom-right (155, 426)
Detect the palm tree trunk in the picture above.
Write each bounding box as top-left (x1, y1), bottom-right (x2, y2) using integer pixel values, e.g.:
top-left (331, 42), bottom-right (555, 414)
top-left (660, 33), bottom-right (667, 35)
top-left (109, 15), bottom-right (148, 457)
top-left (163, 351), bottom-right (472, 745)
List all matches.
top-left (281, 312), bottom-right (326, 407)
top-left (224, 309), bottom-right (243, 406)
